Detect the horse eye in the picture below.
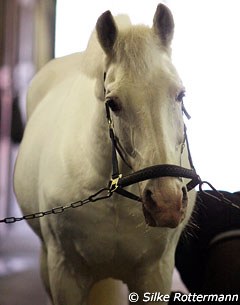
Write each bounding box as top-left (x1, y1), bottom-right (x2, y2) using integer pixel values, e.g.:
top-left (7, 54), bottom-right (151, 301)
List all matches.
top-left (107, 99), bottom-right (121, 112)
top-left (176, 91), bottom-right (185, 102)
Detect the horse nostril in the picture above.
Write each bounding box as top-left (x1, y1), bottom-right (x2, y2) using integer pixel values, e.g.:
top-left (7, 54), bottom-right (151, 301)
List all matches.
top-left (145, 189), bottom-right (152, 199)
top-left (144, 189), bottom-right (156, 209)
top-left (182, 186), bottom-right (188, 207)
top-left (144, 186), bottom-right (188, 210)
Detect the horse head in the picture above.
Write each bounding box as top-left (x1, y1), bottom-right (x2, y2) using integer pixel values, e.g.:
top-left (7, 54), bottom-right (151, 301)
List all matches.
top-left (96, 4), bottom-right (190, 228)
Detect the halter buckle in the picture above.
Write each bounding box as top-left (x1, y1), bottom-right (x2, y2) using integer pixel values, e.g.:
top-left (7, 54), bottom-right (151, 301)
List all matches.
top-left (105, 100), bottom-right (114, 128)
top-left (109, 174), bottom-right (122, 192)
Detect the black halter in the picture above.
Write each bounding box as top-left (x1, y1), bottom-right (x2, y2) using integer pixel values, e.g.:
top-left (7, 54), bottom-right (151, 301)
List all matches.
top-left (105, 98), bottom-right (201, 202)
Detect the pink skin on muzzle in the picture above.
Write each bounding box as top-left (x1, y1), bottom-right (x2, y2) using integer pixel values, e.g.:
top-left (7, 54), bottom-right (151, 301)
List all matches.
top-left (141, 177), bottom-right (188, 228)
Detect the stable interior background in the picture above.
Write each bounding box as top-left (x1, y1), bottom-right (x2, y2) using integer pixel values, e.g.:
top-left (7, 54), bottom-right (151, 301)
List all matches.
top-left (1, 0), bottom-right (240, 304)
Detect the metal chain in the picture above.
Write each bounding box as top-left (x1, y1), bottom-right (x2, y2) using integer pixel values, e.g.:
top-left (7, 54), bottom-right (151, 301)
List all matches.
top-left (0, 187), bottom-right (112, 224)
top-left (1, 181), bottom-right (239, 225)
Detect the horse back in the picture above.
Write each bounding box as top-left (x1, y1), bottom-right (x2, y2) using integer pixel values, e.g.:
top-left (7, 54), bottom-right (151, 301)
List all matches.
top-left (27, 52), bottom-right (83, 119)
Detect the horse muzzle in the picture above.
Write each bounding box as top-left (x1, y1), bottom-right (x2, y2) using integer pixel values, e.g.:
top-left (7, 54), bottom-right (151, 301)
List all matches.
top-left (141, 177), bottom-right (188, 228)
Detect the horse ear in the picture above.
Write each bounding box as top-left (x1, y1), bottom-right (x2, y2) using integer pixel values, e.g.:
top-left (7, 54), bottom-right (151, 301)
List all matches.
top-left (153, 4), bottom-right (174, 47)
top-left (96, 10), bottom-right (118, 55)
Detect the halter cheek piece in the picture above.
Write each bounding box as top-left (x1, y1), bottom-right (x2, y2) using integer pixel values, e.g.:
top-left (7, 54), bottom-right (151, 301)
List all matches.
top-left (104, 78), bottom-right (201, 202)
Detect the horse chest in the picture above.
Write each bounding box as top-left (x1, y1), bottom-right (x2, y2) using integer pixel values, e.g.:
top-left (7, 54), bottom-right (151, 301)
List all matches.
top-left (47, 199), bottom-right (167, 267)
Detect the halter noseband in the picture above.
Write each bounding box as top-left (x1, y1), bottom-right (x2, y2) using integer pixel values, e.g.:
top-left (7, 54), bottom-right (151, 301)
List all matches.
top-left (105, 97), bottom-right (201, 203)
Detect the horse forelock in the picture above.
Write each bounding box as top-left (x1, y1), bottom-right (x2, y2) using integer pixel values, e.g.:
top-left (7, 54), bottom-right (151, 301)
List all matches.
top-left (114, 25), bottom-right (160, 75)
top-left (112, 15), bottom-right (169, 75)
top-left (114, 14), bottom-right (132, 29)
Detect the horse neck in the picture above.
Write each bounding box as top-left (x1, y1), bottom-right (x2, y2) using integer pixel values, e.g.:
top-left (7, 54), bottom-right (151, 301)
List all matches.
top-left (82, 103), bottom-right (133, 192)
top-left (82, 103), bottom-right (113, 189)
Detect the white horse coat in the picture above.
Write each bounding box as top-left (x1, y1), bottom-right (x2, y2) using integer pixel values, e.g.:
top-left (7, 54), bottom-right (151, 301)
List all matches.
top-left (14, 4), bottom-right (195, 305)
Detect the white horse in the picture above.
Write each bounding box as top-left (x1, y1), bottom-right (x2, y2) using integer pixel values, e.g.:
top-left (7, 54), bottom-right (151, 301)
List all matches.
top-left (14, 4), bottom-right (196, 305)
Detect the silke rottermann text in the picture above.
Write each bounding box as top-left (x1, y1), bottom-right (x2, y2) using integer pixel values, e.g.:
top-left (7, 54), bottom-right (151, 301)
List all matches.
top-left (172, 293), bottom-right (238, 303)
top-left (129, 292), bottom-right (239, 303)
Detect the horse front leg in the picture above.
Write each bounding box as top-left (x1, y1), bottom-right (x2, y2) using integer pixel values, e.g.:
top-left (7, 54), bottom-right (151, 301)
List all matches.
top-left (45, 242), bottom-right (93, 305)
top-left (127, 258), bottom-right (174, 305)
top-left (40, 244), bottom-right (53, 303)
